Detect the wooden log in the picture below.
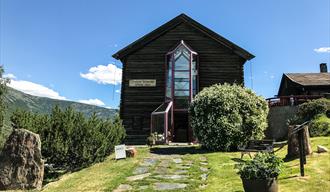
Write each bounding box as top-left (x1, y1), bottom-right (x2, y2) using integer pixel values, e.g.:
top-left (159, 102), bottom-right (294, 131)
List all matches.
top-left (287, 125), bottom-right (312, 158)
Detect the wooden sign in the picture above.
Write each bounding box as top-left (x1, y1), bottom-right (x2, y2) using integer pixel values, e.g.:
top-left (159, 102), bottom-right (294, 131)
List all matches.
top-left (115, 144), bottom-right (126, 160)
top-left (129, 79), bottom-right (156, 87)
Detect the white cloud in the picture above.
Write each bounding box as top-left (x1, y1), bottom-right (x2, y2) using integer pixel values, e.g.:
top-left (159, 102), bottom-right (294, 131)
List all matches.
top-left (115, 89), bottom-right (120, 93)
top-left (314, 47), bottom-right (330, 53)
top-left (3, 73), bottom-right (16, 79)
top-left (9, 79), bottom-right (66, 100)
top-left (78, 99), bottom-right (105, 106)
top-left (80, 64), bottom-right (122, 85)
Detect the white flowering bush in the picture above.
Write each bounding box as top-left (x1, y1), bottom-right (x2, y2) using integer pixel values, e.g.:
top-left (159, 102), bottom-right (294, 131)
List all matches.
top-left (189, 83), bottom-right (268, 151)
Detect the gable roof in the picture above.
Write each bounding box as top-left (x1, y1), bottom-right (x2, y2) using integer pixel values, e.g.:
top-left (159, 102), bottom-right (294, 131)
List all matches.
top-left (112, 13), bottom-right (255, 60)
top-left (277, 72), bottom-right (330, 96)
top-left (285, 73), bottom-right (330, 86)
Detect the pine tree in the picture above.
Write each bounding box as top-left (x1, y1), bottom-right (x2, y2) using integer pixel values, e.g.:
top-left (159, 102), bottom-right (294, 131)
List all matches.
top-left (0, 66), bottom-right (10, 128)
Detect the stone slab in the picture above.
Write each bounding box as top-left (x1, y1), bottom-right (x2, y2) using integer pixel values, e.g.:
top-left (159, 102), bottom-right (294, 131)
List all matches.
top-left (126, 173), bottom-right (151, 181)
top-left (153, 182), bottom-right (187, 191)
top-left (113, 184), bottom-right (132, 192)
top-left (133, 166), bottom-right (149, 175)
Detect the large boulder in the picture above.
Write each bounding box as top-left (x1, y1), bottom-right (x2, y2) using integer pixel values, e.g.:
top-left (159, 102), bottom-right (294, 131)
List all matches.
top-left (287, 125), bottom-right (312, 158)
top-left (0, 129), bottom-right (44, 190)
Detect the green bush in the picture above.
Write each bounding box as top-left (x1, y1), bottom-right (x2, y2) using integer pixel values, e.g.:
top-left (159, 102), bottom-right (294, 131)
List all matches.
top-left (295, 98), bottom-right (330, 123)
top-left (10, 106), bottom-right (126, 170)
top-left (237, 153), bottom-right (283, 179)
top-left (189, 83), bottom-right (269, 151)
top-left (309, 114), bottom-right (330, 137)
top-left (291, 98), bottom-right (330, 137)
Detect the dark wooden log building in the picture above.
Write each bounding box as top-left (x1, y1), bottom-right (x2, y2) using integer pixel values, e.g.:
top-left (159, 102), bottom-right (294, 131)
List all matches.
top-left (278, 63), bottom-right (330, 96)
top-left (267, 63), bottom-right (330, 107)
top-left (113, 14), bottom-right (254, 144)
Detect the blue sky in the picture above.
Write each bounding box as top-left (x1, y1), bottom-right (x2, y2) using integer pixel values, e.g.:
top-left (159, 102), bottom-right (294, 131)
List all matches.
top-left (1, 0), bottom-right (329, 108)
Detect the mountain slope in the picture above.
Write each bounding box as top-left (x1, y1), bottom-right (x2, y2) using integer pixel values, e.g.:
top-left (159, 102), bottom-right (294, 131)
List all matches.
top-left (3, 87), bottom-right (118, 119)
top-left (1, 87), bottom-right (118, 145)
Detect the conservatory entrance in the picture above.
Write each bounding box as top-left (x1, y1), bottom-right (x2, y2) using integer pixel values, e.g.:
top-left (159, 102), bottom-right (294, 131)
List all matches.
top-left (151, 40), bottom-right (198, 143)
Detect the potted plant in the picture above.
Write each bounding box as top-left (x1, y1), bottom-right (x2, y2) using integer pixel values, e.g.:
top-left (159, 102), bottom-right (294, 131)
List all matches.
top-left (237, 152), bottom-right (283, 192)
top-left (147, 132), bottom-right (159, 147)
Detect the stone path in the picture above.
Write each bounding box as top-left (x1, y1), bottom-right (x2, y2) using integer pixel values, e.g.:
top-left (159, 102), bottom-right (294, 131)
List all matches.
top-left (113, 151), bottom-right (209, 191)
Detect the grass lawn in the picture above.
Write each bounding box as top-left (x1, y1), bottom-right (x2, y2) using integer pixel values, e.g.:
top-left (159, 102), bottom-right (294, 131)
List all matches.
top-left (29, 137), bottom-right (330, 191)
top-left (205, 137), bottom-right (330, 192)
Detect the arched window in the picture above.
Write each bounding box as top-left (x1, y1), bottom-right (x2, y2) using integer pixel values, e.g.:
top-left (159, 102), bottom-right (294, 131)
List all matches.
top-left (166, 40), bottom-right (198, 110)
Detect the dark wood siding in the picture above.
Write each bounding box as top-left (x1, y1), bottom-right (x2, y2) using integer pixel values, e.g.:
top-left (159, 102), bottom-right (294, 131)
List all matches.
top-left (120, 22), bottom-right (247, 144)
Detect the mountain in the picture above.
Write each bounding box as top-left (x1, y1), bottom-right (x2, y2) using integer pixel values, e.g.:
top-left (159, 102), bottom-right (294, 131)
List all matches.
top-left (3, 87), bottom-right (118, 119)
top-left (1, 87), bottom-right (118, 145)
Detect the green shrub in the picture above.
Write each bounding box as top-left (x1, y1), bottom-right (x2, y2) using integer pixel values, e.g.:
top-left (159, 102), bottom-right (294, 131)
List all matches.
top-left (291, 98), bottom-right (330, 137)
top-left (295, 98), bottom-right (330, 123)
top-left (189, 83), bottom-right (269, 151)
top-left (10, 106), bottom-right (125, 170)
top-left (237, 153), bottom-right (283, 180)
top-left (309, 114), bottom-right (330, 137)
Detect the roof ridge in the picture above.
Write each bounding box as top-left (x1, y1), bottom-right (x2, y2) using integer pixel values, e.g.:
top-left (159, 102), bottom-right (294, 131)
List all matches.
top-left (112, 14), bottom-right (254, 60)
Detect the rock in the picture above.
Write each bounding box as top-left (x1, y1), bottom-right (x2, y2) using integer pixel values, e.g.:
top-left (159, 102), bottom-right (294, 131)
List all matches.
top-left (141, 158), bottom-right (157, 166)
top-left (133, 166), bottom-right (149, 175)
top-left (113, 184), bottom-right (132, 192)
top-left (154, 174), bottom-right (188, 180)
top-left (154, 167), bottom-right (169, 174)
top-left (317, 145), bottom-right (329, 153)
top-left (153, 182), bottom-right (187, 191)
top-left (173, 158), bottom-right (182, 164)
top-left (287, 125), bottom-right (313, 158)
top-left (0, 129), bottom-right (44, 190)
top-left (126, 173), bottom-right (151, 181)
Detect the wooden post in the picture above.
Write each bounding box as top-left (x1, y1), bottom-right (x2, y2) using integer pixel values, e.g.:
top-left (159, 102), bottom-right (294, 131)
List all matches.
top-left (298, 129), bottom-right (305, 176)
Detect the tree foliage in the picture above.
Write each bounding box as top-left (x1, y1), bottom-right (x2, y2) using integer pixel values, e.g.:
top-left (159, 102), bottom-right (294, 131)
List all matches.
top-left (10, 106), bottom-right (126, 170)
top-left (0, 66), bottom-right (10, 128)
top-left (189, 83), bottom-right (269, 151)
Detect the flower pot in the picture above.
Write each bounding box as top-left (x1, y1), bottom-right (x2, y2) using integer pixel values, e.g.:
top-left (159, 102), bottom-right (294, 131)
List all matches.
top-left (241, 178), bottom-right (278, 192)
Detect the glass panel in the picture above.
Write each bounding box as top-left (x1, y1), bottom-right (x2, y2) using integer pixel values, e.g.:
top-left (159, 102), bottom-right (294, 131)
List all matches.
top-left (166, 55), bottom-right (172, 98)
top-left (151, 113), bottom-right (165, 141)
top-left (175, 81), bottom-right (189, 90)
top-left (174, 90), bottom-right (189, 96)
top-left (192, 75), bottom-right (197, 96)
top-left (174, 71), bottom-right (189, 79)
top-left (175, 55), bottom-right (189, 70)
top-left (192, 55), bottom-right (198, 97)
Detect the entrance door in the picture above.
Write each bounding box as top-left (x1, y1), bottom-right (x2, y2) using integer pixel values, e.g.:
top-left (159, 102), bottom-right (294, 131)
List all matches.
top-left (173, 112), bottom-right (188, 142)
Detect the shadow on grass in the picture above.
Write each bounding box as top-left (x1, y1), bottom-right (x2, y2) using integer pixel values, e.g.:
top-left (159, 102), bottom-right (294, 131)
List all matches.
top-left (283, 155), bottom-right (299, 162)
top-left (278, 175), bottom-right (299, 180)
top-left (231, 158), bottom-right (246, 163)
top-left (150, 146), bottom-right (211, 155)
